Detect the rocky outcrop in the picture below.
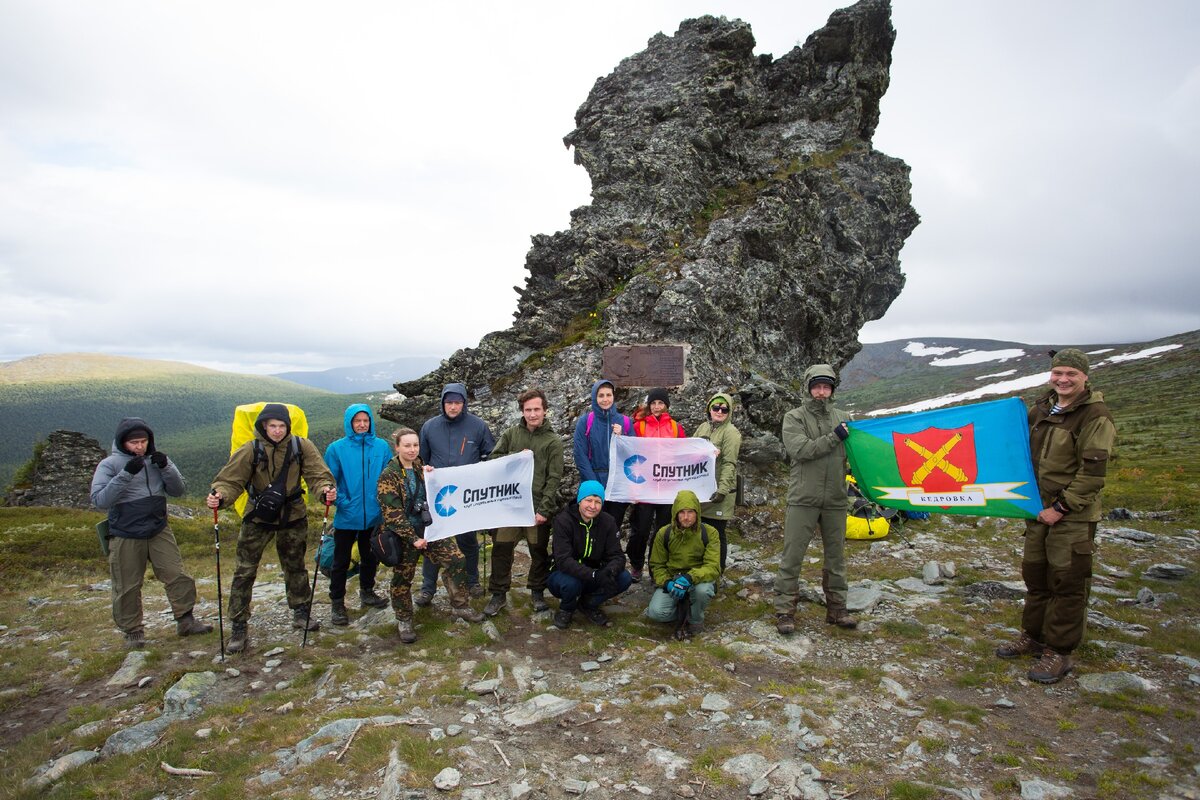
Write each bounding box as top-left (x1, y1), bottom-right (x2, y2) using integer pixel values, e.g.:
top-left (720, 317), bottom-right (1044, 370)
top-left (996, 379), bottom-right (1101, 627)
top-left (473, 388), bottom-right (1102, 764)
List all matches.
top-left (6, 430), bottom-right (105, 509)
top-left (381, 1), bottom-right (917, 456)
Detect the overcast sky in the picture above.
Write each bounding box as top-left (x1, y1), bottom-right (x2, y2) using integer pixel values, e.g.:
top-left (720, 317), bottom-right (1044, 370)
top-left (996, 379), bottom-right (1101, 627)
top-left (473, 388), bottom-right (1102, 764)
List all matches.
top-left (2, 1), bottom-right (1197, 375)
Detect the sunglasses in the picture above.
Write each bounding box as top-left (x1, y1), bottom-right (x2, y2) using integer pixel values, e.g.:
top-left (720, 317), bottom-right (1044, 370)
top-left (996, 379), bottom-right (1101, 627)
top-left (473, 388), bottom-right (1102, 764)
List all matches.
top-left (710, 405), bottom-right (729, 413)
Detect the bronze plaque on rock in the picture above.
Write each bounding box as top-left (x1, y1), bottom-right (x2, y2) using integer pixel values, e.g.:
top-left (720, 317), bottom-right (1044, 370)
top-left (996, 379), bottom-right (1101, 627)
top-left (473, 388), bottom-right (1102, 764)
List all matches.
top-left (602, 345), bottom-right (686, 388)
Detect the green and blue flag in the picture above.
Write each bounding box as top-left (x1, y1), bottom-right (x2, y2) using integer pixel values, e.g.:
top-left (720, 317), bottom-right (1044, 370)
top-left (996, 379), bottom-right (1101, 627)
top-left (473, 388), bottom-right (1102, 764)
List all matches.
top-left (844, 397), bottom-right (1040, 519)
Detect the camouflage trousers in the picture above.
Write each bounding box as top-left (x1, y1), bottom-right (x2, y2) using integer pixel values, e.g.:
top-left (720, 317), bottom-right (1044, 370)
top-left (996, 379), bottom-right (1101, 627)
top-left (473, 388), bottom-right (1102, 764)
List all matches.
top-left (228, 518), bottom-right (310, 624)
top-left (390, 536), bottom-right (468, 622)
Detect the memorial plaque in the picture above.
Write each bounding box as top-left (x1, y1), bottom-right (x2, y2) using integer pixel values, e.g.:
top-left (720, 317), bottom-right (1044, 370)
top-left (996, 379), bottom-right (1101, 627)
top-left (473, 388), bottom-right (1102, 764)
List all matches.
top-left (602, 345), bottom-right (686, 388)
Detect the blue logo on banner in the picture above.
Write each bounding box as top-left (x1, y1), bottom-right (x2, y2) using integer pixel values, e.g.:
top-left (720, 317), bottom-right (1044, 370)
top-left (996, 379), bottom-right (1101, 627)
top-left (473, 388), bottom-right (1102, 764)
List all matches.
top-left (434, 485), bottom-right (459, 517)
top-left (623, 454), bottom-right (647, 484)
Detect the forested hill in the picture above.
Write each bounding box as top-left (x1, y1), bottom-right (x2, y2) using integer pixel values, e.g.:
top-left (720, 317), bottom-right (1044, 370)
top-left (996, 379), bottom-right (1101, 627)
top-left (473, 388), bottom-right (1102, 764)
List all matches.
top-left (0, 354), bottom-right (382, 495)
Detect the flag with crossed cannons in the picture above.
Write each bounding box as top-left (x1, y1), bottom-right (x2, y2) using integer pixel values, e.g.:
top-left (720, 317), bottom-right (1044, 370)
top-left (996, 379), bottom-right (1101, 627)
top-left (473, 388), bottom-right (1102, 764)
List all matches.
top-left (844, 397), bottom-right (1042, 519)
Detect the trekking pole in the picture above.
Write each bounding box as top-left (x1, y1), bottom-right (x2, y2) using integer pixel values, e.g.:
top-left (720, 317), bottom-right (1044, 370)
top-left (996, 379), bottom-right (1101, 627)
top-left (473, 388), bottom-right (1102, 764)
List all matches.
top-left (674, 588), bottom-right (691, 640)
top-left (210, 491), bottom-right (226, 662)
top-left (303, 498), bottom-right (332, 647)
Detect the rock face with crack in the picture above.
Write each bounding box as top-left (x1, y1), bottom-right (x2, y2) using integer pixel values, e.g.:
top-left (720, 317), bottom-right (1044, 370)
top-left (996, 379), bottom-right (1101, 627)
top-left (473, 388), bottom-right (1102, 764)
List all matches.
top-left (381, 0), bottom-right (918, 460)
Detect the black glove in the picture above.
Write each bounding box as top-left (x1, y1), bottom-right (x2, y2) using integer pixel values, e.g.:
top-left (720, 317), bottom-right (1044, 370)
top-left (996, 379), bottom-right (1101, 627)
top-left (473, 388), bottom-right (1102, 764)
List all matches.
top-left (596, 564), bottom-right (618, 586)
top-left (710, 492), bottom-right (725, 503)
top-left (150, 452), bottom-right (168, 469)
top-left (834, 422), bottom-right (850, 441)
top-left (124, 457), bottom-right (144, 475)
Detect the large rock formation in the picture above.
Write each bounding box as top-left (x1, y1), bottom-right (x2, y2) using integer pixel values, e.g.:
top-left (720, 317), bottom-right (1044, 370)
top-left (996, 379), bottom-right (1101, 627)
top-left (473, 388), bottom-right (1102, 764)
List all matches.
top-left (6, 430), bottom-right (105, 509)
top-left (382, 0), bottom-right (917, 464)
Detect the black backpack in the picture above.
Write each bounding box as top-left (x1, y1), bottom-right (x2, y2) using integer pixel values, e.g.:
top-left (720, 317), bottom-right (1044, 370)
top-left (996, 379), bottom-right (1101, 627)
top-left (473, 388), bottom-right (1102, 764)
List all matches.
top-left (246, 437), bottom-right (305, 526)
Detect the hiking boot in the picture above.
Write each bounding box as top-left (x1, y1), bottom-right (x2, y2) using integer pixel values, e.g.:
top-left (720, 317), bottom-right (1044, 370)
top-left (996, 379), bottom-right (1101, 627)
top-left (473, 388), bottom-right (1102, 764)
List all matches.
top-left (360, 588), bottom-right (389, 609)
top-left (413, 589), bottom-right (434, 607)
top-left (227, 623), bottom-right (249, 653)
top-left (995, 631), bottom-right (1044, 659)
top-left (451, 605), bottom-right (485, 623)
top-left (530, 590), bottom-right (550, 613)
top-left (825, 609), bottom-right (858, 629)
top-left (292, 605), bottom-right (320, 631)
top-left (124, 629), bottom-right (145, 649)
top-left (629, 567), bottom-right (642, 583)
top-left (775, 613), bottom-right (796, 635)
top-left (176, 611), bottom-right (213, 637)
top-left (468, 583), bottom-right (486, 599)
top-left (553, 609), bottom-right (573, 629)
top-left (396, 620), bottom-right (417, 644)
top-left (1028, 650), bottom-right (1073, 684)
top-left (685, 621), bottom-right (703, 638)
top-left (483, 593), bottom-right (507, 617)
top-left (584, 607), bottom-right (611, 627)
top-left (330, 599), bottom-right (349, 627)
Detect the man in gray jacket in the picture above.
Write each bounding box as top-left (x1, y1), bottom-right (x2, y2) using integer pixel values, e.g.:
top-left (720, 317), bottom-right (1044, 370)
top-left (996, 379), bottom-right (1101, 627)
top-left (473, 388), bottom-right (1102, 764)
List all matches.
top-left (91, 417), bottom-right (213, 648)
top-left (774, 365), bottom-right (857, 633)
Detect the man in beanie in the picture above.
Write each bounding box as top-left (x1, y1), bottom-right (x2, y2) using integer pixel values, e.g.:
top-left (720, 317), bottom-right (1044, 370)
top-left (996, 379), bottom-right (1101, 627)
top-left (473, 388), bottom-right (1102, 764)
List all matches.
top-left (91, 418), bottom-right (213, 648)
top-left (774, 364), bottom-right (857, 633)
top-left (996, 348), bottom-right (1116, 683)
top-left (548, 480), bottom-right (632, 629)
top-left (415, 383), bottom-right (495, 605)
top-left (207, 403), bottom-right (337, 653)
top-left (627, 387), bottom-right (686, 581)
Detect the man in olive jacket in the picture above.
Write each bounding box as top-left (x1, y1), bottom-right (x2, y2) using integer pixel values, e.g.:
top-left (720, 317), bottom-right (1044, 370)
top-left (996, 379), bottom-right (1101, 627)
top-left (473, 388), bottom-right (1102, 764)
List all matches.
top-left (207, 403), bottom-right (337, 653)
top-left (774, 364), bottom-right (857, 633)
top-left (646, 490), bottom-right (721, 639)
top-left (996, 348), bottom-right (1116, 684)
top-left (484, 388), bottom-right (564, 616)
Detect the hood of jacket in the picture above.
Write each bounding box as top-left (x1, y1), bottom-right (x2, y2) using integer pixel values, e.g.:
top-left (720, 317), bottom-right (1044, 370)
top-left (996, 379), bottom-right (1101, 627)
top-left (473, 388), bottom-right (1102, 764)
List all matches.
top-left (706, 392), bottom-right (734, 423)
top-left (803, 364), bottom-right (838, 393)
top-left (671, 489), bottom-right (703, 528)
top-left (342, 402), bottom-right (378, 442)
top-left (112, 417), bottom-right (157, 456)
top-left (441, 382), bottom-right (470, 421)
top-left (254, 403), bottom-right (293, 442)
top-left (589, 379), bottom-right (619, 418)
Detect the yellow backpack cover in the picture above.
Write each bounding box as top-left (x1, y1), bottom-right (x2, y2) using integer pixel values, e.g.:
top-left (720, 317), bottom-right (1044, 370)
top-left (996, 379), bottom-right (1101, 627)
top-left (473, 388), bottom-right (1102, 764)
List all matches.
top-left (230, 402), bottom-right (309, 516)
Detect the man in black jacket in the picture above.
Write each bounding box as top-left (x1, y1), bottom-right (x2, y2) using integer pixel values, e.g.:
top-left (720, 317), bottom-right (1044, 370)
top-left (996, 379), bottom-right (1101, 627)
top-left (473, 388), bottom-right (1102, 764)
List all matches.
top-left (547, 481), bottom-right (632, 629)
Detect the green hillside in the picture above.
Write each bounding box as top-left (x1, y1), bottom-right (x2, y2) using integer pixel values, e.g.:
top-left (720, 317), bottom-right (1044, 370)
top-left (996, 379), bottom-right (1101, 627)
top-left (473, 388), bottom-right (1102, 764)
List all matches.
top-left (0, 354), bottom-right (396, 495)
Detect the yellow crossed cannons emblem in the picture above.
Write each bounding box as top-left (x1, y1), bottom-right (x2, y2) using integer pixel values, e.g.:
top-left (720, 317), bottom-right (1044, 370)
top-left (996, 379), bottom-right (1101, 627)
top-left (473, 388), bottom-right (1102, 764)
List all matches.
top-left (902, 433), bottom-right (969, 485)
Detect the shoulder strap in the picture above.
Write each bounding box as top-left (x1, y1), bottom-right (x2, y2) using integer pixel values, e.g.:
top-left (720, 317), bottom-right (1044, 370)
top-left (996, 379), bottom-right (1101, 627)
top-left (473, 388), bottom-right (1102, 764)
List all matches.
top-left (585, 412), bottom-right (595, 458)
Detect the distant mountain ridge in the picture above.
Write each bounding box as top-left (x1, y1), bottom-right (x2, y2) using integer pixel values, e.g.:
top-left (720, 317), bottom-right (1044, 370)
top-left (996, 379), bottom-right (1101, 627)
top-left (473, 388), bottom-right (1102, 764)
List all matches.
top-left (273, 356), bottom-right (443, 393)
top-left (837, 329), bottom-right (1198, 414)
top-left (0, 353), bottom-right (223, 383)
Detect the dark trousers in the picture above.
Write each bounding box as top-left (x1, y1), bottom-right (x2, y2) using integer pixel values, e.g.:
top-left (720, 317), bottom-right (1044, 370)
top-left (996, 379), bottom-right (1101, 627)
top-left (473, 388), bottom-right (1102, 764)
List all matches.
top-left (628, 503), bottom-right (672, 569)
top-left (547, 569), bottom-right (633, 612)
top-left (703, 517), bottom-right (729, 572)
top-left (421, 530), bottom-right (480, 594)
top-left (328, 528), bottom-right (381, 601)
top-left (602, 501), bottom-right (630, 536)
top-left (488, 523), bottom-right (551, 594)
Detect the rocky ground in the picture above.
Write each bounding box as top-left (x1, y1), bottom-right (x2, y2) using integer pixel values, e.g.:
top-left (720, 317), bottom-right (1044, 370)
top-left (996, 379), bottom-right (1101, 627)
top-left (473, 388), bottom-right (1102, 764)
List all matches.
top-left (2, 510), bottom-right (1198, 800)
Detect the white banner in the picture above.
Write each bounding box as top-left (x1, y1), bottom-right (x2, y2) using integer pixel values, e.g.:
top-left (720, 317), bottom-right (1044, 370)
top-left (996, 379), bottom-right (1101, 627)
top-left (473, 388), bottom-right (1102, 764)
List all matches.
top-left (423, 451), bottom-right (535, 542)
top-left (604, 436), bottom-right (718, 504)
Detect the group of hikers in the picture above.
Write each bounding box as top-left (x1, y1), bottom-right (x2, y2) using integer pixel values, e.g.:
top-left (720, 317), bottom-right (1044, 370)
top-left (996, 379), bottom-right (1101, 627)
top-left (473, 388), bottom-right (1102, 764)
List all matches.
top-left (90, 349), bottom-right (1113, 685)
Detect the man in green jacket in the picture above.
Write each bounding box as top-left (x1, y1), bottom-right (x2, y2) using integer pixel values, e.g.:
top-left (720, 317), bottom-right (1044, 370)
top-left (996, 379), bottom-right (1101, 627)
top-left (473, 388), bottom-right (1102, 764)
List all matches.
top-left (483, 388), bottom-right (564, 616)
top-left (775, 364), bottom-right (857, 633)
top-left (646, 490), bottom-right (721, 639)
top-left (694, 391), bottom-right (741, 571)
top-left (996, 348), bottom-right (1116, 684)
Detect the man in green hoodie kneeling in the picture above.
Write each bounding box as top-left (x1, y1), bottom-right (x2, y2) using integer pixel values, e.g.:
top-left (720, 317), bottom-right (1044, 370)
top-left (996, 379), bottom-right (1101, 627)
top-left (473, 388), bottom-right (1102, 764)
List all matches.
top-left (645, 490), bottom-right (722, 639)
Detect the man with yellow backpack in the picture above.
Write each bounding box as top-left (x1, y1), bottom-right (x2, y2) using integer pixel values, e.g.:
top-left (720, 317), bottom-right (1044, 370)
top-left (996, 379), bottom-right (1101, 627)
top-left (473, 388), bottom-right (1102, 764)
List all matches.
top-left (207, 403), bottom-right (337, 653)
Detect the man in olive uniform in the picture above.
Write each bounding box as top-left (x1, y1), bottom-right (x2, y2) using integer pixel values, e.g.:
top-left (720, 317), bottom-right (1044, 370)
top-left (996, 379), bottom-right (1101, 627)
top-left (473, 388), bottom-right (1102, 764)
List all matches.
top-left (774, 364), bottom-right (857, 633)
top-left (996, 349), bottom-right (1116, 683)
top-left (207, 404), bottom-right (337, 653)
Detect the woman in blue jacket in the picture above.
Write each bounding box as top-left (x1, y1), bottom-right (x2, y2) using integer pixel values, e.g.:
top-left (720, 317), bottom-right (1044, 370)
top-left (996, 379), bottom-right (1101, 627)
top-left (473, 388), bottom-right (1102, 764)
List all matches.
top-left (324, 404), bottom-right (394, 625)
top-left (572, 379), bottom-right (632, 533)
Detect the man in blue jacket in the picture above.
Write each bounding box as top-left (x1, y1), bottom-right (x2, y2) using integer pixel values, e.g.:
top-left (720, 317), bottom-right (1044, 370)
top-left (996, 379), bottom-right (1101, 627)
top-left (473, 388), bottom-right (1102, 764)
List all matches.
top-left (324, 404), bottom-right (393, 625)
top-left (415, 383), bottom-right (495, 605)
